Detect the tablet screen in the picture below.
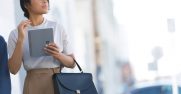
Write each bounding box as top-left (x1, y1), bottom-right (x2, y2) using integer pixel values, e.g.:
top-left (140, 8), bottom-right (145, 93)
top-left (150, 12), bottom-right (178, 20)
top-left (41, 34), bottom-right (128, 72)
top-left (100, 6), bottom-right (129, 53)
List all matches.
top-left (28, 28), bottom-right (54, 57)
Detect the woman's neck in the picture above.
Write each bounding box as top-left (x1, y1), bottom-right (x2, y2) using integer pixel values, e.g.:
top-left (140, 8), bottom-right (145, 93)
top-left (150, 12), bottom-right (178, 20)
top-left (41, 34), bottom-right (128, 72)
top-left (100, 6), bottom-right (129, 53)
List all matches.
top-left (29, 15), bottom-right (44, 26)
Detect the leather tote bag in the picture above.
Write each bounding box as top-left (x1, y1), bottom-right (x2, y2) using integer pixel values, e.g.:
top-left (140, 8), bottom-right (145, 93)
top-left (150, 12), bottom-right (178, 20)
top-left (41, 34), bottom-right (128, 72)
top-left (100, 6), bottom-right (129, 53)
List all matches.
top-left (53, 60), bottom-right (98, 94)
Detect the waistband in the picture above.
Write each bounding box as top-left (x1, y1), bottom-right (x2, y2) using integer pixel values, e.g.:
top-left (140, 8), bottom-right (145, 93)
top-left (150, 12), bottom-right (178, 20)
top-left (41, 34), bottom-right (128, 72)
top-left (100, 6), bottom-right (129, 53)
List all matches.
top-left (27, 67), bottom-right (61, 74)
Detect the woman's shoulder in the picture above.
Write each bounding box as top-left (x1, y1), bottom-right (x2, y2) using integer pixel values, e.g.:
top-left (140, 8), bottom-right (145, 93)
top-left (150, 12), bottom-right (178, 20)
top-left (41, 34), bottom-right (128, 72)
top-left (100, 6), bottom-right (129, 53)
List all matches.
top-left (9, 29), bottom-right (17, 34)
top-left (8, 29), bottom-right (18, 39)
top-left (46, 18), bottom-right (63, 27)
top-left (45, 19), bottom-right (65, 32)
top-left (46, 19), bottom-right (58, 25)
top-left (10, 29), bottom-right (17, 34)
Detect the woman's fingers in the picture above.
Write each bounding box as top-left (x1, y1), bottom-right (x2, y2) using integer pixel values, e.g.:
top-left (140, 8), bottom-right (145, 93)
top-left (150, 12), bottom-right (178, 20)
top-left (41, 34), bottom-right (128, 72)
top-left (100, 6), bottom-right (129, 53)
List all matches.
top-left (17, 20), bottom-right (31, 40)
top-left (44, 43), bottom-right (60, 56)
top-left (19, 20), bottom-right (31, 29)
top-left (47, 43), bottom-right (58, 48)
top-left (23, 20), bottom-right (31, 27)
top-left (44, 47), bottom-right (57, 55)
top-left (45, 45), bottom-right (59, 53)
top-left (18, 20), bottom-right (31, 32)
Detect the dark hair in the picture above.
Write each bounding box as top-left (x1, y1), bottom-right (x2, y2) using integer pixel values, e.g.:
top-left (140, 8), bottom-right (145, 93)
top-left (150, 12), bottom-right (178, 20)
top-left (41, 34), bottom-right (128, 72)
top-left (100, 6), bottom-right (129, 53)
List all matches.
top-left (20, 0), bottom-right (49, 18)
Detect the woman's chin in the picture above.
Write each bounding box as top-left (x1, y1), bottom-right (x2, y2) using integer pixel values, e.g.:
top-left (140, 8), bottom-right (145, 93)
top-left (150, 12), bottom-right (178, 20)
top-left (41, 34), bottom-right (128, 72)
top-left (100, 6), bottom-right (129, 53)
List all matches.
top-left (40, 11), bottom-right (48, 15)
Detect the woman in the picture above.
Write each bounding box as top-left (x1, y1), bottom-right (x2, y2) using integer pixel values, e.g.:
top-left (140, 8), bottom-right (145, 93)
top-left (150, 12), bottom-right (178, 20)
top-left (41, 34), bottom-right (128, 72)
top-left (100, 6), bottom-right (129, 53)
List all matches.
top-left (0, 35), bottom-right (11, 94)
top-left (8, 0), bottom-right (75, 94)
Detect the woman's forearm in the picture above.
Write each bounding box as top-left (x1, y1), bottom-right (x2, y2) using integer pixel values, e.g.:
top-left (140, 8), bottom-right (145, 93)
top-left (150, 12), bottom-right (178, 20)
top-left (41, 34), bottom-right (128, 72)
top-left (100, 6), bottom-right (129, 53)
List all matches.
top-left (8, 39), bottom-right (24, 75)
top-left (43, 43), bottom-right (75, 68)
top-left (57, 53), bottom-right (75, 68)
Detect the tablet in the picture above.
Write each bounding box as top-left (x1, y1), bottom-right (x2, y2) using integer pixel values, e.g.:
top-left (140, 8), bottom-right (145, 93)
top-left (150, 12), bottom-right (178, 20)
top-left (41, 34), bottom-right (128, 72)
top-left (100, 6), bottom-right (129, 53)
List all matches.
top-left (28, 28), bottom-right (54, 57)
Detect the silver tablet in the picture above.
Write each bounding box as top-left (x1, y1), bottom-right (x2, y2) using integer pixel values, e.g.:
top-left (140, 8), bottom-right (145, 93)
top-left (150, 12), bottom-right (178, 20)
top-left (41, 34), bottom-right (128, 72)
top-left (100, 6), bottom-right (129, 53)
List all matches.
top-left (28, 28), bottom-right (54, 57)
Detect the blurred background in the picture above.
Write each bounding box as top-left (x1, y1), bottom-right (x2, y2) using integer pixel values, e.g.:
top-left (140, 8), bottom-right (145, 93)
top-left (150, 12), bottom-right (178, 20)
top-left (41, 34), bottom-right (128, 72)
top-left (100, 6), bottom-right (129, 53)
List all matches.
top-left (1, 0), bottom-right (181, 94)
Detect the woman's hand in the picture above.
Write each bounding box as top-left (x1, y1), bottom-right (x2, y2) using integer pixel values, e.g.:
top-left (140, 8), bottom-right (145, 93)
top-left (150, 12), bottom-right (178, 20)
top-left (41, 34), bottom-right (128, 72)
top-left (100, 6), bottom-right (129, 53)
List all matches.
top-left (17, 20), bottom-right (31, 41)
top-left (44, 42), bottom-right (75, 68)
top-left (44, 43), bottom-right (61, 59)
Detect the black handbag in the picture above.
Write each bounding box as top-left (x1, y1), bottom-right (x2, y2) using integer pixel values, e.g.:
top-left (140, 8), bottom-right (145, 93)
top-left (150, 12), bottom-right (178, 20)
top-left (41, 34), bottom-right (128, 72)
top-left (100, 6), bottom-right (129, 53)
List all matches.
top-left (53, 60), bottom-right (98, 94)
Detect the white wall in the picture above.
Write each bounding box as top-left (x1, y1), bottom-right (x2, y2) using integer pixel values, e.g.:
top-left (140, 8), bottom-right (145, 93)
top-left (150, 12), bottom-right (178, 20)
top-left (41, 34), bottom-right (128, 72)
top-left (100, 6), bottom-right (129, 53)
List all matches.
top-left (0, 0), bottom-right (16, 41)
top-left (0, 0), bottom-right (22, 94)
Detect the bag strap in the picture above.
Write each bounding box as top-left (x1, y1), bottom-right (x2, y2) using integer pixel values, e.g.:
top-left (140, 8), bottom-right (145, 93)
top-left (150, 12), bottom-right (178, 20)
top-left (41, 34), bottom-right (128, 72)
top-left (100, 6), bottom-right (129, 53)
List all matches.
top-left (73, 59), bottom-right (83, 73)
top-left (60, 58), bottom-right (83, 73)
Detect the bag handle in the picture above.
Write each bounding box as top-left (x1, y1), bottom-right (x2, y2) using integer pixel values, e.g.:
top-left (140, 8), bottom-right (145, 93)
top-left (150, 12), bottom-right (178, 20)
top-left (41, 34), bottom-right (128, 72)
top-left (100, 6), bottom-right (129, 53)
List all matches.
top-left (73, 59), bottom-right (83, 73)
top-left (60, 58), bottom-right (83, 73)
